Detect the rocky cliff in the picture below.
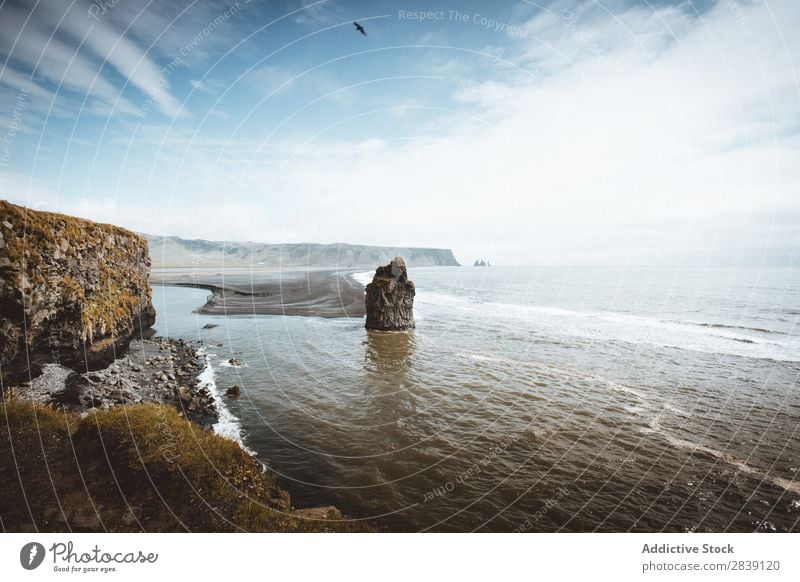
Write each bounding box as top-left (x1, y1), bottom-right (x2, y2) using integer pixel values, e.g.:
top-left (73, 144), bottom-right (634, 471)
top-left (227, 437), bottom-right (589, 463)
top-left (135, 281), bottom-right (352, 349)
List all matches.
top-left (0, 201), bottom-right (155, 385)
top-left (146, 234), bottom-right (460, 268)
top-left (365, 257), bottom-right (416, 331)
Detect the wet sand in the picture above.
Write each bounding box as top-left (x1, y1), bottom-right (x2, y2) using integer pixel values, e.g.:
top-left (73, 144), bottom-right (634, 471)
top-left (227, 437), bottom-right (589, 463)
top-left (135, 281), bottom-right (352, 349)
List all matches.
top-left (150, 268), bottom-right (366, 318)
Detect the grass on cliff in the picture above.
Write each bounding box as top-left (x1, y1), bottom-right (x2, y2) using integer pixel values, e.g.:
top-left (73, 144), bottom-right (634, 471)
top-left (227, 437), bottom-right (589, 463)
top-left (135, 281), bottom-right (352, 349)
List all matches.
top-left (0, 401), bottom-right (367, 532)
top-left (0, 200), bottom-right (151, 345)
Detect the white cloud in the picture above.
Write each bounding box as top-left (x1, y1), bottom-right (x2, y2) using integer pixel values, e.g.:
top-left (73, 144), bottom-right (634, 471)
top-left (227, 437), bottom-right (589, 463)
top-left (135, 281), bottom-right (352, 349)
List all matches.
top-left (7, 0), bottom-right (797, 266)
top-left (0, 1), bottom-right (182, 117)
top-left (46, 1), bottom-right (183, 116)
top-left (290, 0), bottom-right (344, 27)
top-left (272, 1), bottom-right (800, 262)
top-left (0, 66), bottom-right (53, 99)
top-left (159, 0), bottom-right (796, 265)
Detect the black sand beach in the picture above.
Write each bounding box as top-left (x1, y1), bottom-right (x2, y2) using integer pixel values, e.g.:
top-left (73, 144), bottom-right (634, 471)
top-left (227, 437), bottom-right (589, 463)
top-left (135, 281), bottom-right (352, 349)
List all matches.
top-left (150, 268), bottom-right (366, 318)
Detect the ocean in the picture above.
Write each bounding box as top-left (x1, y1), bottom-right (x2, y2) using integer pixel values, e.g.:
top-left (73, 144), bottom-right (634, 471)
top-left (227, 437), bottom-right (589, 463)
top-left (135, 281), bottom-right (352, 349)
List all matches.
top-left (151, 266), bottom-right (800, 532)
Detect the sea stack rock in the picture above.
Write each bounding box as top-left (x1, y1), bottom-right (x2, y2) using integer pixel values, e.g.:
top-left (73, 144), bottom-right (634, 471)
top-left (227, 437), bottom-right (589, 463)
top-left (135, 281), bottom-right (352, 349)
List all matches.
top-left (365, 256), bottom-right (415, 331)
top-left (0, 200), bottom-right (156, 386)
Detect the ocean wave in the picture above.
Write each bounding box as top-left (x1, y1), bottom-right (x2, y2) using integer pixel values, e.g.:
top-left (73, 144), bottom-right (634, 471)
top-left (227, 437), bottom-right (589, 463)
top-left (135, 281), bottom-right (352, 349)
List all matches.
top-left (679, 321), bottom-right (787, 335)
top-left (433, 294), bottom-right (778, 337)
top-left (459, 352), bottom-right (564, 377)
top-left (196, 347), bottom-right (250, 451)
top-left (662, 402), bottom-right (691, 416)
top-left (662, 434), bottom-right (800, 496)
top-left (589, 376), bottom-right (692, 417)
top-left (422, 292), bottom-right (799, 362)
top-left (219, 360), bottom-right (249, 368)
top-left (460, 352), bottom-right (518, 365)
top-left (594, 377), bottom-right (649, 400)
top-left (720, 336), bottom-right (755, 344)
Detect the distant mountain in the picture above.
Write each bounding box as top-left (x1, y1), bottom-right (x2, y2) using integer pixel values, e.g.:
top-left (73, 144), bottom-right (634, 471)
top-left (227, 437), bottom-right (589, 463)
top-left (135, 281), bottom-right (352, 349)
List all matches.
top-left (144, 234), bottom-right (460, 269)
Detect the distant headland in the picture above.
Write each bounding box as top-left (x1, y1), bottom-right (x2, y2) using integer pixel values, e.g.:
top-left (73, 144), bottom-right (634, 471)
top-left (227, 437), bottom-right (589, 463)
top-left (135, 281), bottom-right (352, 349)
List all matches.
top-left (144, 234), bottom-right (460, 269)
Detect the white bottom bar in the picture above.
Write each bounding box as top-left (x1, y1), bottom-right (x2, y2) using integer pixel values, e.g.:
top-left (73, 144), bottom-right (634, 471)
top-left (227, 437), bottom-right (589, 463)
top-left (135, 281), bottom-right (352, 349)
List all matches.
top-left (1, 533), bottom-right (797, 581)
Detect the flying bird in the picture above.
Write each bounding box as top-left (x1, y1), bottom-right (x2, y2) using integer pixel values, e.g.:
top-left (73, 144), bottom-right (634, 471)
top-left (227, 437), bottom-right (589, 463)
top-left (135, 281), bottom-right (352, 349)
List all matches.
top-left (353, 21), bottom-right (366, 36)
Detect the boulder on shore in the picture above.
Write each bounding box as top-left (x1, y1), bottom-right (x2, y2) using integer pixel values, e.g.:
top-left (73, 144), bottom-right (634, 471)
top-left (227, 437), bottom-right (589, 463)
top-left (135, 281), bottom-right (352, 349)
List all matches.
top-left (365, 257), bottom-right (415, 331)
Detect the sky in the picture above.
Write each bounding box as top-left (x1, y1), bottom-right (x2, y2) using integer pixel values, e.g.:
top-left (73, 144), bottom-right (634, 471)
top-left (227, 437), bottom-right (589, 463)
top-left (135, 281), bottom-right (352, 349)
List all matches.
top-left (0, 0), bottom-right (798, 266)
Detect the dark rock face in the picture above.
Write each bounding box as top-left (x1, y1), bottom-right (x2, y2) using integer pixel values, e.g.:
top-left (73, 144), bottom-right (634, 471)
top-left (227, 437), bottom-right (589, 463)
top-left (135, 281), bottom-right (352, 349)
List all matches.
top-left (365, 257), bottom-right (415, 331)
top-left (0, 200), bottom-right (156, 386)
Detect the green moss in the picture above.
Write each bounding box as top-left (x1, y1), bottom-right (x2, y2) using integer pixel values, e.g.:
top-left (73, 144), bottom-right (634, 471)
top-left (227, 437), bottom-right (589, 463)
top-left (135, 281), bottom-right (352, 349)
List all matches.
top-left (60, 276), bottom-right (84, 301)
top-left (1, 200), bottom-right (152, 346)
top-left (0, 201), bottom-right (144, 245)
top-left (0, 399), bottom-right (77, 436)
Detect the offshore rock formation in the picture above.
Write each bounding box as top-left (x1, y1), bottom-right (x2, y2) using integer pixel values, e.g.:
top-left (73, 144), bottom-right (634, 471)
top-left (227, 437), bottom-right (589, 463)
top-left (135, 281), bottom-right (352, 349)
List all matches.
top-left (365, 257), bottom-right (415, 331)
top-left (0, 200), bottom-right (155, 385)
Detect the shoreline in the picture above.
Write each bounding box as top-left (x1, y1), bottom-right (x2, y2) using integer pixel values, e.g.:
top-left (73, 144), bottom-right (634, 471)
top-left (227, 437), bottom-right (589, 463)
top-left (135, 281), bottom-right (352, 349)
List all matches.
top-left (12, 336), bottom-right (220, 428)
top-left (3, 335), bottom-right (363, 531)
top-left (151, 268), bottom-right (367, 318)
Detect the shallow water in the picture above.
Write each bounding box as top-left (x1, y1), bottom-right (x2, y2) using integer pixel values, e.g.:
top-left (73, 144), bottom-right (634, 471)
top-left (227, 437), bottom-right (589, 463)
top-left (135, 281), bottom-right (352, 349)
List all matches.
top-left (152, 266), bottom-right (800, 532)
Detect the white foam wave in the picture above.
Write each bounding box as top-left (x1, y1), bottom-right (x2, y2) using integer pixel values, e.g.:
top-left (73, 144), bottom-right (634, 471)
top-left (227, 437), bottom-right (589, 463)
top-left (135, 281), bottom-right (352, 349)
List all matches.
top-left (459, 352), bottom-right (559, 376)
top-left (663, 434), bottom-right (800, 496)
top-left (462, 352), bottom-right (517, 365)
top-left (196, 347), bottom-right (249, 449)
top-left (219, 360), bottom-right (248, 368)
top-left (663, 402), bottom-right (691, 416)
top-left (420, 291), bottom-right (800, 362)
top-left (645, 416), bottom-right (662, 433)
top-left (597, 377), bottom-right (649, 400)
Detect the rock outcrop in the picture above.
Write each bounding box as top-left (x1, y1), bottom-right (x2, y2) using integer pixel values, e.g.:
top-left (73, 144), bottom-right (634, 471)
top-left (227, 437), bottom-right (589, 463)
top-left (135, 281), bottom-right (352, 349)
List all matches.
top-left (365, 257), bottom-right (415, 331)
top-left (0, 200), bottom-right (155, 386)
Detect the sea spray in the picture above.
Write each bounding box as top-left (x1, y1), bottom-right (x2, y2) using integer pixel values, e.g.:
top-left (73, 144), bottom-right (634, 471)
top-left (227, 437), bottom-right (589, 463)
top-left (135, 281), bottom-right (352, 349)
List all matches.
top-left (195, 347), bottom-right (251, 452)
